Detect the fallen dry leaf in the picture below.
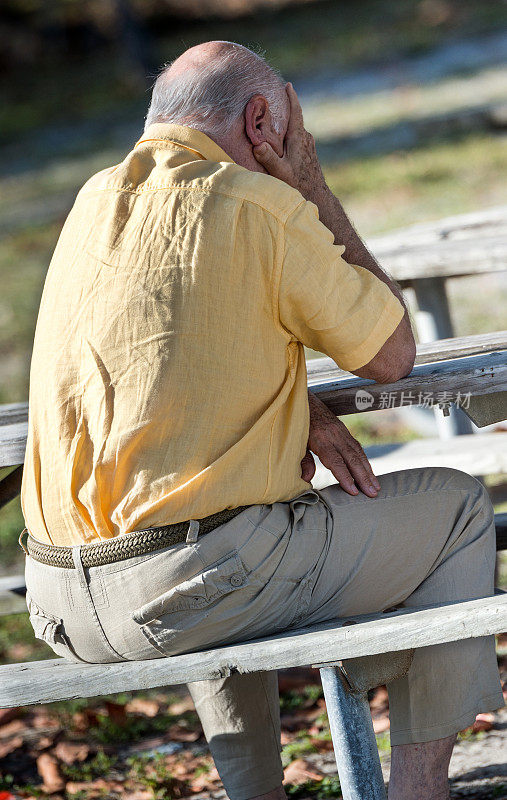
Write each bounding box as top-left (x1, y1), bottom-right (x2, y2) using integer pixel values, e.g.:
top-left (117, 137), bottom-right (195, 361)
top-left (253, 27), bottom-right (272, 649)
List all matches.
top-left (31, 712), bottom-right (59, 729)
top-left (309, 735), bottom-right (334, 752)
top-left (369, 686), bottom-right (389, 711)
top-left (190, 772), bottom-right (221, 792)
top-left (72, 708), bottom-right (99, 731)
top-left (105, 701), bottom-right (127, 725)
top-left (461, 712), bottom-right (495, 736)
top-left (36, 752), bottom-right (65, 793)
top-left (283, 759), bottom-right (324, 785)
top-left (66, 778), bottom-right (124, 797)
top-left (29, 735), bottom-right (58, 754)
top-left (53, 741), bottom-right (90, 764)
top-left (0, 719), bottom-right (26, 737)
top-left (125, 698), bottom-right (160, 717)
top-left (0, 708), bottom-right (21, 727)
top-left (167, 696), bottom-right (195, 716)
top-left (167, 723), bottom-right (201, 742)
top-left (0, 736), bottom-right (23, 758)
top-left (281, 706), bottom-right (323, 730)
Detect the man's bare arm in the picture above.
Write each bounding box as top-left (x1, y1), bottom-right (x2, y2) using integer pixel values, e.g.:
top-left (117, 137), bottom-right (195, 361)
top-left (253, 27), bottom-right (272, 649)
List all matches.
top-left (253, 83), bottom-right (415, 382)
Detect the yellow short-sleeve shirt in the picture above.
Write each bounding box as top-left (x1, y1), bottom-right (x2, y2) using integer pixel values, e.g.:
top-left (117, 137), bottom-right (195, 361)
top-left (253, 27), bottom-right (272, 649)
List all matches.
top-left (21, 124), bottom-right (404, 545)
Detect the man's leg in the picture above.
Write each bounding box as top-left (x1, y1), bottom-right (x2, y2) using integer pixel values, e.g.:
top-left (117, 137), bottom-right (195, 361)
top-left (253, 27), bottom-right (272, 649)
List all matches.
top-left (187, 671), bottom-right (284, 800)
top-left (309, 467), bottom-right (502, 799)
top-left (188, 468), bottom-right (503, 800)
top-left (388, 735), bottom-right (456, 800)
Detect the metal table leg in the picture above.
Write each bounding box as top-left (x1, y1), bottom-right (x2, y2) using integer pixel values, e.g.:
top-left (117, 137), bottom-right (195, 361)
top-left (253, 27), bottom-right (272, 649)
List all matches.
top-left (413, 277), bottom-right (473, 437)
top-left (320, 666), bottom-right (387, 800)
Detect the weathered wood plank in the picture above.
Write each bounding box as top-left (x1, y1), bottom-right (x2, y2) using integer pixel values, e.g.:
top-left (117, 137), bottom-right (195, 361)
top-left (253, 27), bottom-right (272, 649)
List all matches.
top-left (415, 331), bottom-right (507, 362)
top-left (0, 421), bottom-right (27, 468)
top-left (0, 575), bottom-right (26, 592)
top-left (310, 350), bottom-right (507, 417)
top-left (0, 402), bottom-right (28, 427)
top-left (368, 205), bottom-right (507, 282)
top-left (313, 433), bottom-right (507, 488)
top-left (375, 235), bottom-right (507, 282)
top-left (306, 332), bottom-right (507, 383)
top-left (0, 594), bottom-right (505, 707)
top-left (0, 574), bottom-right (26, 617)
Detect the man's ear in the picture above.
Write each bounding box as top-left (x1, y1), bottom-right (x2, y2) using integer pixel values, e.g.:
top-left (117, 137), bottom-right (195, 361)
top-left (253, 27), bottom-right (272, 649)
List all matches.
top-left (245, 95), bottom-right (283, 155)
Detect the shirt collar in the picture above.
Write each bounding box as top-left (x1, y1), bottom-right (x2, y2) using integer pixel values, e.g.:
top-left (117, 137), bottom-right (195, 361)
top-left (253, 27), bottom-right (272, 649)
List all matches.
top-left (135, 123), bottom-right (235, 164)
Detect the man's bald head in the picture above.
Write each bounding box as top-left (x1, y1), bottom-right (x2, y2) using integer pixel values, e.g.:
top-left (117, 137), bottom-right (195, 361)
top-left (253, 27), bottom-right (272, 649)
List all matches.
top-left (145, 41), bottom-right (287, 138)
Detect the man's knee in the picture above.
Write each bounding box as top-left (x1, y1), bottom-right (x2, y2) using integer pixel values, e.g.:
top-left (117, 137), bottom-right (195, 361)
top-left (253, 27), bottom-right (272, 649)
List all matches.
top-left (419, 467), bottom-right (492, 513)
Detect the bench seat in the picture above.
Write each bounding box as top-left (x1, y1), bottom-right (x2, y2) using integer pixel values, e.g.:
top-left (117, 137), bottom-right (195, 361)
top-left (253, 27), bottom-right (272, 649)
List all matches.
top-left (1, 593), bottom-right (505, 709)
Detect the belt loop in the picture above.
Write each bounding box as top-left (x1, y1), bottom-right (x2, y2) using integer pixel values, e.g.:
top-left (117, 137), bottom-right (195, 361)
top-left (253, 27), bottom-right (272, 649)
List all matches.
top-left (18, 527), bottom-right (29, 555)
top-left (72, 546), bottom-right (89, 590)
top-left (186, 519), bottom-right (200, 543)
top-left (71, 546), bottom-right (125, 662)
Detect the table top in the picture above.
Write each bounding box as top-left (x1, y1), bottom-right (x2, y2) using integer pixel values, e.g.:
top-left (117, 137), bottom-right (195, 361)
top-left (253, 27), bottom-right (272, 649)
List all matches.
top-left (368, 205), bottom-right (507, 283)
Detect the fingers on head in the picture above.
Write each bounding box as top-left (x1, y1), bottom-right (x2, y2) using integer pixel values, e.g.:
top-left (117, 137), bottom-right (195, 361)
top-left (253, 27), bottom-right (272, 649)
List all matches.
top-left (253, 142), bottom-right (276, 165)
top-left (286, 83), bottom-right (304, 130)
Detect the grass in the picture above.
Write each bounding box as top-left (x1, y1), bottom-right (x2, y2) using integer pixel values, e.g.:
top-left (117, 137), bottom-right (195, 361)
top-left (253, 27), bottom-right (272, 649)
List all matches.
top-left (324, 131), bottom-right (507, 236)
top-left (60, 751), bottom-right (118, 784)
top-left (280, 684), bottom-right (324, 711)
top-left (127, 752), bottom-right (188, 800)
top-left (285, 775), bottom-right (343, 799)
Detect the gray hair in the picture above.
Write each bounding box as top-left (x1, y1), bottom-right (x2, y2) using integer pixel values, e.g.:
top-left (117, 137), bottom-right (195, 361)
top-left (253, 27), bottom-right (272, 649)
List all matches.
top-left (144, 42), bottom-right (285, 136)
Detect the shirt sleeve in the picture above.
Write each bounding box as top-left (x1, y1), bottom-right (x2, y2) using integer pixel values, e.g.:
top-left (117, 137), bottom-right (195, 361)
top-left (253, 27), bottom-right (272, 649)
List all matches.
top-left (278, 200), bottom-right (405, 372)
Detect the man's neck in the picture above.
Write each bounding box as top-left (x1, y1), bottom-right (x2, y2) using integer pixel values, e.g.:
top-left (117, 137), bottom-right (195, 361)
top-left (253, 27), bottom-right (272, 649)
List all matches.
top-left (203, 126), bottom-right (266, 175)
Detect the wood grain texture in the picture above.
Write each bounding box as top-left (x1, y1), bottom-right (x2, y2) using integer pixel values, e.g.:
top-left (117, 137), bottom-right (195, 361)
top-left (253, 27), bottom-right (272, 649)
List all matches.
top-left (0, 402), bottom-right (28, 427)
top-left (309, 351), bottom-right (507, 416)
top-left (0, 594), bottom-right (505, 708)
top-left (0, 575), bottom-right (27, 617)
top-left (306, 332), bottom-right (507, 385)
top-left (368, 205), bottom-right (507, 282)
top-left (0, 421), bottom-right (27, 468)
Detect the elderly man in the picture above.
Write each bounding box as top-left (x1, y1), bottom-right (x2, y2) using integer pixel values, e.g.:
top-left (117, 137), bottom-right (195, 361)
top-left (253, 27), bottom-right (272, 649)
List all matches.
top-left (21, 41), bottom-right (503, 800)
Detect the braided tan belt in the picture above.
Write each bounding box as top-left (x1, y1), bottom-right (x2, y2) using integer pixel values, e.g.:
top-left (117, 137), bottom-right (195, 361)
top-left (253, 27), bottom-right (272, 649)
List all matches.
top-left (23, 506), bottom-right (249, 569)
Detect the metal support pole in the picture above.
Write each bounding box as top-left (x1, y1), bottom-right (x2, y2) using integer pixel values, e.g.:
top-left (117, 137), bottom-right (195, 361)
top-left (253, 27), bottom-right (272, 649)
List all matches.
top-left (320, 666), bottom-right (387, 800)
top-left (413, 277), bottom-right (473, 437)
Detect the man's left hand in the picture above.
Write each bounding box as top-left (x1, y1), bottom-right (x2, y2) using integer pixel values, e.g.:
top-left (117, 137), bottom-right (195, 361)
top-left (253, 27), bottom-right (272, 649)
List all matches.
top-left (302, 391), bottom-right (380, 498)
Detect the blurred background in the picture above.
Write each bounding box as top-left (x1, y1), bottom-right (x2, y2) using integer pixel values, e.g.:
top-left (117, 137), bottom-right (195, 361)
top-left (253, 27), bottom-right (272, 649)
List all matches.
top-left (0, 1), bottom-right (506, 797)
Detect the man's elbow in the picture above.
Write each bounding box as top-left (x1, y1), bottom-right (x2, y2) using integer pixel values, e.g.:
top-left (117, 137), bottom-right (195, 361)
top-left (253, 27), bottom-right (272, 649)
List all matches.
top-left (354, 328), bottom-right (416, 384)
top-left (388, 338), bottom-right (416, 382)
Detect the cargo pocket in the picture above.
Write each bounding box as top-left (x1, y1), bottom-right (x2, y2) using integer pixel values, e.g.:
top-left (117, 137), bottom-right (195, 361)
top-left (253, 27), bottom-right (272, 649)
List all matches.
top-left (26, 591), bottom-right (87, 663)
top-left (132, 551), bottom-right (251, 657)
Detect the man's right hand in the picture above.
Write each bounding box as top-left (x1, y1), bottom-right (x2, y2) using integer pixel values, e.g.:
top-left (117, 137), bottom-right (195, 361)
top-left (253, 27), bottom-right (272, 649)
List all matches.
top-left (253, 83), bottom-right (327, 203)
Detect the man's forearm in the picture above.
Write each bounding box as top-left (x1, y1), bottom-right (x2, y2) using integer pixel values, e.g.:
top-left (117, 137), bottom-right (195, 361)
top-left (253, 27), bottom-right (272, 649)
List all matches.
top-left (308, 185), bottom-right (407, 309)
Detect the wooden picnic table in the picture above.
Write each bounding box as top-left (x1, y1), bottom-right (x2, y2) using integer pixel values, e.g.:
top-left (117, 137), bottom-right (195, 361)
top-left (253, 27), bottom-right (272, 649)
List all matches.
top-left (368, 205), bottom-right (507, 435)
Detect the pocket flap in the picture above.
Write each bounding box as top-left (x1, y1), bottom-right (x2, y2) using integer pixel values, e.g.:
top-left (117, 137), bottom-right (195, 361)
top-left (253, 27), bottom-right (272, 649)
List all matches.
top-left (133, 551), bottom-right (248, 625)
top-left (27, 594), bottom-right (63, 646)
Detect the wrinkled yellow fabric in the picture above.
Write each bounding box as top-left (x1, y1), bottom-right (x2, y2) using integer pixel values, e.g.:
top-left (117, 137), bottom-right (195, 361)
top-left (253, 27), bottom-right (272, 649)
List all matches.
top-left (21, 124), bottom-right (404, 545)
